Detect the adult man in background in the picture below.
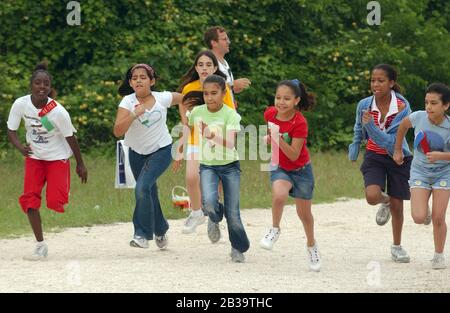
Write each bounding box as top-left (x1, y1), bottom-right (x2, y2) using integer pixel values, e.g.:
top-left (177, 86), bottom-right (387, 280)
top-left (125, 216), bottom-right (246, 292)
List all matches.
top-left (204, 26), bottom-right (251, 102)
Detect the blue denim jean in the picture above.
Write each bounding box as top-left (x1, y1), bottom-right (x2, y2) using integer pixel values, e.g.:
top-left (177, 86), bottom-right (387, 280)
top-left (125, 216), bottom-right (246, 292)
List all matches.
top-left (128, 144), bottom-right (172, 240)
top-left (200, 161), bottom-right (250, 253)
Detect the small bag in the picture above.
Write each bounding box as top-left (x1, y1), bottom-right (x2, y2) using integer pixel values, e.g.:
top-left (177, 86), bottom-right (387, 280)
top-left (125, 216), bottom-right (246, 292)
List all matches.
top-left (115, 140), bottom-right (136, 189)
top-left (171, 186), bottom-right (190, 211)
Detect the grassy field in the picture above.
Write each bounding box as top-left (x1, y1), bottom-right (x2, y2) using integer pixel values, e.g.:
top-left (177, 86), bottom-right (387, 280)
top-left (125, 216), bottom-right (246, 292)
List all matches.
top-left (0, 150), bottom-right (363, 238)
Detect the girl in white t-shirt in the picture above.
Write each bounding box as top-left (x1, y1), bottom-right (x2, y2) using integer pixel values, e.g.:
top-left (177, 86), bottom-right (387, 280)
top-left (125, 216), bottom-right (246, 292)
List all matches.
top-left (113, 63), bottom-right (183, 250)
top-left (7, 62), bottom-right (88, 261)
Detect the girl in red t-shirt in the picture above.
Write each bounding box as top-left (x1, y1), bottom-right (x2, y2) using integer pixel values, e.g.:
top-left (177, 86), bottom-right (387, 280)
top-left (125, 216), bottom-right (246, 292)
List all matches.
top-left (260, 79), bottom-right (321, 271)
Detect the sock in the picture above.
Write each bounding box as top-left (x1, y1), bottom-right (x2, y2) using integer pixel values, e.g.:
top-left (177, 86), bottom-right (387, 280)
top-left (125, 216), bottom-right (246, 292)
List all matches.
top-left (191, 209), bottom-right (203, 217)
top-left (36, 240), bottom-right (46, 247)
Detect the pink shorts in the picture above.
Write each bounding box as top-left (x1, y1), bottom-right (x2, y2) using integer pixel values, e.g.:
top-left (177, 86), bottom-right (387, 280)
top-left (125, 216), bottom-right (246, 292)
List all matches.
top-left (19, 158), bottom-right (71, 213)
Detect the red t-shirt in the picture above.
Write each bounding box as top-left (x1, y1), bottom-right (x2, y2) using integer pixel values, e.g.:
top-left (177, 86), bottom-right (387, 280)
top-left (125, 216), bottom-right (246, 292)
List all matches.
top-left (264, 106), bottom-right (310, 171)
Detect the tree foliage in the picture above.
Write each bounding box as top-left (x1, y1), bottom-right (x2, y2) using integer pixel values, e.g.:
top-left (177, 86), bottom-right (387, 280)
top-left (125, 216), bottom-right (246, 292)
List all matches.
top-left (1, 0), bottom-right (448, 152)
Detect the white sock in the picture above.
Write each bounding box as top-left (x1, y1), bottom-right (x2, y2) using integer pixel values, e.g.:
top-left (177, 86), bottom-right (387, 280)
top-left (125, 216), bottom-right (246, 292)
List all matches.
top-left (191, 209), bottom-right (203, 217)
top-left (434, 252), bottom-right (444, 257)
top-left (272, 227), bottom-right (280, 232)
top-left (36, 240), bottom-right (46, 247)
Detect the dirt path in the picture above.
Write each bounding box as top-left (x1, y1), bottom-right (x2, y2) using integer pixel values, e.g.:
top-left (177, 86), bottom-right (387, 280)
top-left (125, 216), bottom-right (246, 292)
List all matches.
top-left (0, 199), bottom-right (448, 293)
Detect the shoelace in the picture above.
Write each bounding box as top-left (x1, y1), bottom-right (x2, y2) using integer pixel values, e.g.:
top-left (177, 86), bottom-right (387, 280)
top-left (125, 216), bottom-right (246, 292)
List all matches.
top-left (309, 247), bottom-right (320, 263)
top-left (265, 229), bottom-right (278, 241)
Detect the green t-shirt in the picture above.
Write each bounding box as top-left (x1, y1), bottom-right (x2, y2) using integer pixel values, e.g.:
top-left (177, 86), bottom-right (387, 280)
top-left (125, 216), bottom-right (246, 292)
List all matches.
top-left (188, 104), bottom-right (241, 166)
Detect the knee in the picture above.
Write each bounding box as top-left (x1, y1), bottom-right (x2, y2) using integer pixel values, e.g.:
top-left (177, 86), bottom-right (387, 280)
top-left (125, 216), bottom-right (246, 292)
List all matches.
top-left (202, 195), bottom-right (217, 212)
top-left (273, 193), bottom-right (287, 206)
top-left (366, 194), bottom-right (380, 206)
top-left (411, 212), bottom-right (426, 224)
top-left (297, 209), bottom-right (312, 221)
top-left (135, 183), bottom-right (150, 201)
top-left (186, 172), bottom-right (200, 188)
top-left (432, 216), bottom-right (446, 227)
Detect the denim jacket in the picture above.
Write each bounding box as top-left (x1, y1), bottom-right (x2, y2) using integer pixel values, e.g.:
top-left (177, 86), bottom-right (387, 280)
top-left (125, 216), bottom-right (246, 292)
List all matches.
top-left (348, 92), bottom-right (412, 161)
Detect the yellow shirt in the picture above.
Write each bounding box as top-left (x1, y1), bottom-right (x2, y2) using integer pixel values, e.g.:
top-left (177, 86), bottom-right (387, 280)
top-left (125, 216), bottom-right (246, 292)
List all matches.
top-left (182, 80), bottom-right (235, 146)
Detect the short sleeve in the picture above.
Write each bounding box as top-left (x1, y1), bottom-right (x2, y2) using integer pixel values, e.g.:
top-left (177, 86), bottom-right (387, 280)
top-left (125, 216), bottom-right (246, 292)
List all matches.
top-left (291, 114), bottom-right (308, 138)
top-left (227, 111), bottom-right (241, 132)
top-left (157, 91), bottom-right (173, 108)
top-left (53, 107), bottom-right (76, 137)
top-left (263, 106), bottom-right (277, 122)
top-left (408, 111), bottom-right (420, 128)
top-left (118, 95), bottom-right (133, 111)
top-left (7, 99), bottom-right (24, 131)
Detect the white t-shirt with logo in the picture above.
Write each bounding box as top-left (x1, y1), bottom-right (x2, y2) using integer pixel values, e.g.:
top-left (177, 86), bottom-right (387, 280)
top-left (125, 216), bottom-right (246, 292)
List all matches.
top-left (119, 91), bottom-right (173, 155)
top-left (7, 95), bottom-right (76, 160)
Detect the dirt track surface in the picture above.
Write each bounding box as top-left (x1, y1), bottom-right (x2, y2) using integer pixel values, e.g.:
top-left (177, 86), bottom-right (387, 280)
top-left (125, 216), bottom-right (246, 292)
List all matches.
top-left (1, 199), bottom-right (448, 293)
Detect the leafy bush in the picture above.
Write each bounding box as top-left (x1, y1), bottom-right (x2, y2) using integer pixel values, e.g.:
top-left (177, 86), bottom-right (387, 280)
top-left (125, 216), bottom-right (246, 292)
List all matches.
top-left (1, 0), bottom-right (448, 152)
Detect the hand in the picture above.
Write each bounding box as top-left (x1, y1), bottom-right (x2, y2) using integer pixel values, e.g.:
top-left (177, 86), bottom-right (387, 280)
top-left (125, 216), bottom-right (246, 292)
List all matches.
top-left (233, 78), bottom-right (251, 93)
top-left (133, 103), bottom-right (145, 117)
top-left (393, 149), bottom-right (404, 165)
top-left (426, 151), bottom-right (443, 163)
top-left (361, 110), bottom-right (372, 125)
top-left (19, 145), bottom-right (33, 157)
top-left (182, 98), bottom-right (199, 111)
top-left (172, 159), bottom-right (183, 173)
top-left (76, 163), bottom-right (88, 183)
top-left (200, 122), bottom-right (215, 139)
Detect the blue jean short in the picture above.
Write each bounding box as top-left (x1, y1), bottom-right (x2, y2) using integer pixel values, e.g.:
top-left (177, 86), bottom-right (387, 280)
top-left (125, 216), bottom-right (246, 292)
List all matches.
top-left (270, 163), bottom-right (314, 200)
top-left (410, 163), bottom-right (450, 190)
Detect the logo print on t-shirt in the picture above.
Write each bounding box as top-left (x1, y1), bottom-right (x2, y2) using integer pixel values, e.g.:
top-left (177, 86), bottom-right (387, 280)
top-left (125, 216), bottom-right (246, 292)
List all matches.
top-left (138, 110), bottom-right (162, 128)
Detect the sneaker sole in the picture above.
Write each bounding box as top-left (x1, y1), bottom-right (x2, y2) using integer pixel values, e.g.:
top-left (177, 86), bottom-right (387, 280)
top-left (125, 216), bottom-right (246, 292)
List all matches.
top-left (432, 265), bottom-right (446, 270)
top-left (391, 256), bottom-right (410, 263)
top-left (259, 242), bottom-right (274, 250)
top-left (309, 266), bottom-right (321, 272)
top-left (129, 241), bottom-right (148, 249)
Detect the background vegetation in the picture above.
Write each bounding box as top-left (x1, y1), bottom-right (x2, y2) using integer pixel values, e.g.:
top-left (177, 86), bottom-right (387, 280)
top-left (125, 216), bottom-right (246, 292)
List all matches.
top-left (1, 0), bottom-right (449, 154)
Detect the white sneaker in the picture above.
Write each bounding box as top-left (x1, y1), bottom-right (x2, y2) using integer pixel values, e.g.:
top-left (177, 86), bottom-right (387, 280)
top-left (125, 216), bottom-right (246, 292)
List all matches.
top-left (24, 242), bottom-right (48, 261)
top-left (307, 244), bottom-right (321, 272)
top-left (260, 228), bottom-right (280, 250)
top-left (182, 211), bottom-right (206, 234)
top-left (376, 195), bottom-right (391, 226)
top-left (130, 235), bottom-right (149, 249)
top-left (155, 234), bottom-right (168, 250)
top-left (391, 245), bottom-right (410, 263)
top-left (424, 207), bottom-right (431, 226)
top-left (431, 253), bottom-right (446, 270)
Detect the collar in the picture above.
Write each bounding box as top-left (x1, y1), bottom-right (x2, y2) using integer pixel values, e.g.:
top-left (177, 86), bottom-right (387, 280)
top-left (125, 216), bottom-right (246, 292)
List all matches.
top-left (371, 91), bottom-right (398, 116)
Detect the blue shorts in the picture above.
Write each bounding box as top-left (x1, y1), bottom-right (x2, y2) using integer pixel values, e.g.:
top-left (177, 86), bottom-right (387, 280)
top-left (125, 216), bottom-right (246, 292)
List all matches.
top-left (270, 163), bottom-right (314, 200)
top-left (410, 163), bottom-right (450, 190)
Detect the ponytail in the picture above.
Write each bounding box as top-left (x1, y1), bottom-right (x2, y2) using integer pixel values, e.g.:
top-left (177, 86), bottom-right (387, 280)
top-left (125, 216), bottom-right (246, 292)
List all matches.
top-left (373, 64), bottom-right (402, 93)
top-left (118, 66), bottom-right (134, 96)
top-left (277, 79), bottom-right (316, 111)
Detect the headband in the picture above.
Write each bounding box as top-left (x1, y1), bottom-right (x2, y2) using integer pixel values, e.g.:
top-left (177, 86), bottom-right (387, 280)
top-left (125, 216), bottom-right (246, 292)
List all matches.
top-left (131, 63), bottom-right (155, 77)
